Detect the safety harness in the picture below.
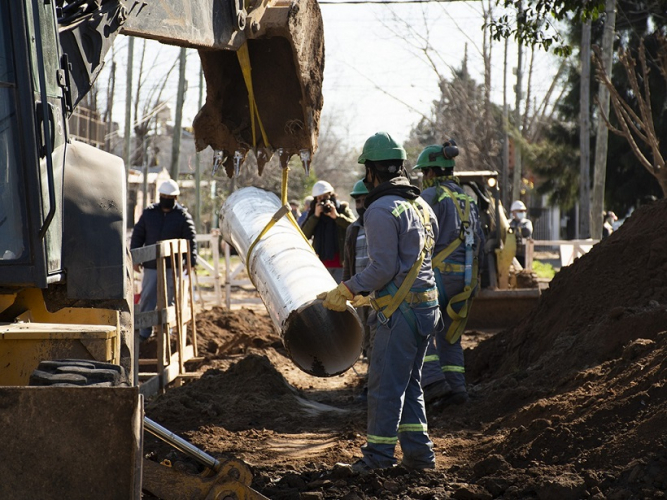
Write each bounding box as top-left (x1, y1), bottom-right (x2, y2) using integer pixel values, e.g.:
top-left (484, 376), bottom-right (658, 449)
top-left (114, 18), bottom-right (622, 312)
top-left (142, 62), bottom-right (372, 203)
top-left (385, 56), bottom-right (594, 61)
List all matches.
top-left (431, 181), bottom-right (479, 344)
top-left (370, 198), bottom-right (438, 333)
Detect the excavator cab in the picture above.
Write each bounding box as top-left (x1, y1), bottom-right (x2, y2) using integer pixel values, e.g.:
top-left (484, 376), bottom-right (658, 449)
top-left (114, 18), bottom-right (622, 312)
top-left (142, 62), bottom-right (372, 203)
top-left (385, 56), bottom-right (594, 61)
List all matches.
top-left (0, 0), bottom-right (65, 287)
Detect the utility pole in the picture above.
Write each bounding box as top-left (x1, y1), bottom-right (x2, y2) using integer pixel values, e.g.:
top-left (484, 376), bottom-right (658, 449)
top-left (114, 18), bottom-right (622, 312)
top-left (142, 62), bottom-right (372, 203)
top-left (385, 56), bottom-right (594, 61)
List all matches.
top-left (123, 37), bottom-right (134, 171)
top-left (170, 47), bottom-right (187, 181)
top-left (591, 0), bottom-right (617, 239)
top-left (579, 19), bottom-right (592, 239)
top-left (512, 4), bottom-right (523, 205)
top-left (501, 36), bottom-right (510, 211)
top-left (195, 65), bottom-right (203, 233)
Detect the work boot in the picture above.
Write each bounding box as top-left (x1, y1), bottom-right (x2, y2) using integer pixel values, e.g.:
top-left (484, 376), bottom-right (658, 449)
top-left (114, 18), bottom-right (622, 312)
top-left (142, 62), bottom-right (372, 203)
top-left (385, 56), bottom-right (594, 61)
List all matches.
top-left (433, 389), bottom-right (469, 408)
top-left (399, 459), bottom-right (436, 471)
top-left (422, 379), bottom-right (452, 403)
top-left (334, 459), bottom-right (374, 474)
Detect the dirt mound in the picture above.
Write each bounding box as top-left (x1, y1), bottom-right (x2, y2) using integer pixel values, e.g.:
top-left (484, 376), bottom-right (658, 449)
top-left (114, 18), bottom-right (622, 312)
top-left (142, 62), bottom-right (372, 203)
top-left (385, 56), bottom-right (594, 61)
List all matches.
top-left (148, 353), bottom-right (314, 433)
top-left (195, 307), bottom-right (282, 361)
top-left (459, 199), bottom-right (667, 495)
top-left (468, 199), bottom-right (667, 383)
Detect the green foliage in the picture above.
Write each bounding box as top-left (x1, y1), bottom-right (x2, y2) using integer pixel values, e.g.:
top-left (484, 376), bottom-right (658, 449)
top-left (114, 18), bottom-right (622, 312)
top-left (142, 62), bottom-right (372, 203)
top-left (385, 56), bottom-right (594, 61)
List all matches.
top-left (523, 124), bottom-right (581, 211)
top-left (533, 1), bottom-right (666, 216)
top-left (487, 0), bottom-right (606, 56)
top-left (532, 260), bottom-right (556, 279)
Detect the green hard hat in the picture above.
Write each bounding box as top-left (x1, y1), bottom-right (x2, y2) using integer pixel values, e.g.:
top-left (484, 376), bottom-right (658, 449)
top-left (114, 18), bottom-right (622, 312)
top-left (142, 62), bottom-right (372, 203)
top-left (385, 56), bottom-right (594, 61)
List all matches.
top-left (414, 144), bottom-right (457, 170)
top-left (350, 179), bottom-right (369, 196)
top-left (357, 132), bottom-right (407, 164)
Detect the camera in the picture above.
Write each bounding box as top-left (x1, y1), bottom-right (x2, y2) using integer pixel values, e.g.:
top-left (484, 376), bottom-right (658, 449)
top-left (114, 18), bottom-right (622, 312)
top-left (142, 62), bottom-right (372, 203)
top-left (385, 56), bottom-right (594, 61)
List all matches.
top-left (319, 201), bottom-right (332, 214)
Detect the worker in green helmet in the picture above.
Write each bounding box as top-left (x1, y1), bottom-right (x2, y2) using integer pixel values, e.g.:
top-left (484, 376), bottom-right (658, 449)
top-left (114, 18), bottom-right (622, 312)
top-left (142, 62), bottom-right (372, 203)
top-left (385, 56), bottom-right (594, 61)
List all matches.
top-left (342, 179), bottom-right (374, 401)
top-left (413, 140), bottom-right (485, 407)
top-left (319, 132), bottom-right (442, 472)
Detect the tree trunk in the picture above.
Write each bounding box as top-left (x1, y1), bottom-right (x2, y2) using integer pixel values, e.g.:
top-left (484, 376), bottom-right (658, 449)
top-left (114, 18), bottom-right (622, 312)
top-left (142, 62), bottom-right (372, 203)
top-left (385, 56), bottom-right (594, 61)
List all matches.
top-left (579, 19), bottom-right (591, 239)
top-left (591, 0), bottom-right (616, 239)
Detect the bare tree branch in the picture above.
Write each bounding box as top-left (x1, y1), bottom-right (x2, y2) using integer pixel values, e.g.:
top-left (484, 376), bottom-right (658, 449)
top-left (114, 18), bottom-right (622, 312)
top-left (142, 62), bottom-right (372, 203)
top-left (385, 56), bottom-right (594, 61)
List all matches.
top-left (592, 37), bottom-right (667, 196)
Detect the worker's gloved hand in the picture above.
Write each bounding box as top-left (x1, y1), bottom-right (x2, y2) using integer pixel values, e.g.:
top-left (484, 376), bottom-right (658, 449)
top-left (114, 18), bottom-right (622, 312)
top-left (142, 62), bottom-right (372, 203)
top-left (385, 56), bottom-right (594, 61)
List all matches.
top-left (351, 295), bottom-right (371, 307)
top-left (317, 283), bottom-right (353, 312)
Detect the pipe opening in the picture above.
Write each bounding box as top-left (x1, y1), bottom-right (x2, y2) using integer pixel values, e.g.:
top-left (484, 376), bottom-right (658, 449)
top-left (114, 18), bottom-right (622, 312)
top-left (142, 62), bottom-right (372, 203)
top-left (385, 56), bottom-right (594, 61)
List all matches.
top-left (283, 300), bottom-right (363, 377)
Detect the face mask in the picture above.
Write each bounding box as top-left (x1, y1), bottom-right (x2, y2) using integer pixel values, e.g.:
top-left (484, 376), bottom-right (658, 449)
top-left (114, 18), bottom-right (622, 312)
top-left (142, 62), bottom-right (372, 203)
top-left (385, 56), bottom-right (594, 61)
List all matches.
top-left (356, 207), bottom-right (366, 218)
top-left (160, 197), bottom-right (176, 210)
top-left (515, 211), bottom-right (526, 220)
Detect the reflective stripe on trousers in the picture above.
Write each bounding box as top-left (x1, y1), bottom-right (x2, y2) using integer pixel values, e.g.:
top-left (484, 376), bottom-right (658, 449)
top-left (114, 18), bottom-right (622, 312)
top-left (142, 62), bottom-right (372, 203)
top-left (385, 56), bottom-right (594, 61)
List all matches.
top-left (362, 304), bottom-right (439, 469)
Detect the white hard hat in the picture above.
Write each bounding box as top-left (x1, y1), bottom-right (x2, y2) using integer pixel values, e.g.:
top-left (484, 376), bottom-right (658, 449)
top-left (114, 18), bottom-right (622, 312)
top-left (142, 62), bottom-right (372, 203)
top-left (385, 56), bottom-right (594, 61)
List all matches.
top-left (312, 180), bottom-right (334, 197)
top-left (510, 200), bottom-right (526, 212)
top-left (158, 179), bottom-right (180, 196)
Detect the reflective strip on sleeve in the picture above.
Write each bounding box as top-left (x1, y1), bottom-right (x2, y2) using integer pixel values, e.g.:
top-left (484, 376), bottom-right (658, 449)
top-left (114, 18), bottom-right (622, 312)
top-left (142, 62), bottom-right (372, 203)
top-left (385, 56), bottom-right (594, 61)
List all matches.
top-left (423, 354), bottom-right (440, 363)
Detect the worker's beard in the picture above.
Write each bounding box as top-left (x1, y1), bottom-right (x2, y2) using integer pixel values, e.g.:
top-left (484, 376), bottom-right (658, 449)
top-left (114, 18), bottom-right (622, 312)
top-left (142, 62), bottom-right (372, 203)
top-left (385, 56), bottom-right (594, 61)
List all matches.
top-left (160, 197), bottom-right (176, 210)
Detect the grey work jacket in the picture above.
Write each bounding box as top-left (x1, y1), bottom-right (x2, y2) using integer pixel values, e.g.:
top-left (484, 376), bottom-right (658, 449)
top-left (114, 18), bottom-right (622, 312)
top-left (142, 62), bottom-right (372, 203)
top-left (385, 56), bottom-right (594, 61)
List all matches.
top-left (345, 194), bottom-right (439, 296)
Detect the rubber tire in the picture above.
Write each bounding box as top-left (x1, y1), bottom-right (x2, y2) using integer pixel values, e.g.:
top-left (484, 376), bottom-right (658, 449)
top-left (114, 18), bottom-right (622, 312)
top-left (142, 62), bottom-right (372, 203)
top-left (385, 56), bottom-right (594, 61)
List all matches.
top-left (29, 359), bottom-right (129, 387)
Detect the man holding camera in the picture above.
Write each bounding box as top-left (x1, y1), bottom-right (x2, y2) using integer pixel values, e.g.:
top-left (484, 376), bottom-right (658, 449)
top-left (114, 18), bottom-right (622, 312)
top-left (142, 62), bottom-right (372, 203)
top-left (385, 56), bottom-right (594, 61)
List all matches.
top-left (301, 180), bottom-right (355, 282)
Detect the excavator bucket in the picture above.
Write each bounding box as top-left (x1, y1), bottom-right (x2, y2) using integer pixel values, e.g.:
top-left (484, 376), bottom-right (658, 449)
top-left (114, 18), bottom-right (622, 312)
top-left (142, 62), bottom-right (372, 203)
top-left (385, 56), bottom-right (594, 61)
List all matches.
top-left (467, 288), bottom-right (541, 330)
top-left (120, 0), bottom-right (324, 176)
top-left (0, 387), bottom-right (143, 499)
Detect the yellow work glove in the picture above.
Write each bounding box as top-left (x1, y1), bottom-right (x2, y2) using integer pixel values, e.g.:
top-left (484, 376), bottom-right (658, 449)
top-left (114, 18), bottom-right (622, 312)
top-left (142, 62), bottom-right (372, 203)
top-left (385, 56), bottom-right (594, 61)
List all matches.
top-left (316, 283), bottom-right (353, 312)
top-left (351, 295), bottom-right (371, 308)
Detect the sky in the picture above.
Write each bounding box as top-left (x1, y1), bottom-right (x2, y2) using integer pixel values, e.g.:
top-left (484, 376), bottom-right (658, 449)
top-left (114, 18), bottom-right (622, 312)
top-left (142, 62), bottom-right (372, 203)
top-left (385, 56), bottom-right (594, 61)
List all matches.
top-left (101, 1), bottom-right (566, 152)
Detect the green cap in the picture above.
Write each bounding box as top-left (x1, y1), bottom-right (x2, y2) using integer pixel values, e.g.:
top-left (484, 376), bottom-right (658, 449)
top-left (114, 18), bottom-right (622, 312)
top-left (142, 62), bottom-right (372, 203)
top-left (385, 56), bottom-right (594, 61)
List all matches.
top-left (350, 179), bottom-right (369, 196)
top-left (357, 132), bottom-right (407, 164)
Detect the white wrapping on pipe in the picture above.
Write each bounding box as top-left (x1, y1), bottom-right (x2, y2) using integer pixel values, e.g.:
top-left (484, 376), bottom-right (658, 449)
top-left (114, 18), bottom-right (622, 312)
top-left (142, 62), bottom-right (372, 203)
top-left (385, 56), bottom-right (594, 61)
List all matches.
top-left (220, 187), bottom-right (362, 376)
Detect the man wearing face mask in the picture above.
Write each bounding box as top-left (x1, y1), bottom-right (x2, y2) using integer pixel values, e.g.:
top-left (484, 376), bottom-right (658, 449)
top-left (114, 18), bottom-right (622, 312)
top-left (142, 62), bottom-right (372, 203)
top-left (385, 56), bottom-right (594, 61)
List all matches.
top-left (509, 200), bottom-right (533, 269)
top-left (131, 179), bottom-right (198, 342)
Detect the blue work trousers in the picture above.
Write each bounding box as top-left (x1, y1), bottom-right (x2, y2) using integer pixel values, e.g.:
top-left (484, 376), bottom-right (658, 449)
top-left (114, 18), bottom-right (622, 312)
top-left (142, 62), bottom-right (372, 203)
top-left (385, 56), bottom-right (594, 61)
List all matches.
top-left (362, 303), bottom-right (440, 469)
top-left (421, 270), bottom-right (467, 393)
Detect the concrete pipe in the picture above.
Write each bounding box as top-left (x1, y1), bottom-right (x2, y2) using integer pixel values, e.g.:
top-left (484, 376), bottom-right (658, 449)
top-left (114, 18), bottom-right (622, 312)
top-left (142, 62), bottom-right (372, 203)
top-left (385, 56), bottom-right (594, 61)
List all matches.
top-left (220, 187), bottom-right (363, 377)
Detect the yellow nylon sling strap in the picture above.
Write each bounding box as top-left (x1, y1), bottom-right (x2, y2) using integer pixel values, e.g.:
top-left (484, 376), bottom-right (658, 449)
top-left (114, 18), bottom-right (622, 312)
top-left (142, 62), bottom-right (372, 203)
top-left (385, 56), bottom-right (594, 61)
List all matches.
top-left (444, 258), bottom-right (479, 344)
top-left (373, 198), bottom-right (431, 321)
top-left (280, 165), bottom-right (312, 244)
top-left (431, 184), bottom-right (471, 269)
top-left (245, 204), bottom-right (291, 284)
top-left (237, 42), bottom-right (271, 149)
top-left (245, 165), bottom-right (312, 284)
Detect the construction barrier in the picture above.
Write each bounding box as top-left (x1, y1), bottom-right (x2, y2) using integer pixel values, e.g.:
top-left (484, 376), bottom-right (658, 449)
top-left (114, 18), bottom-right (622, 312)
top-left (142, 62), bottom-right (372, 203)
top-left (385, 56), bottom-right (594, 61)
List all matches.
top-left (131, 239), bottom-right (200, 396)
top-left (525, 239), bottom-right (599, 270)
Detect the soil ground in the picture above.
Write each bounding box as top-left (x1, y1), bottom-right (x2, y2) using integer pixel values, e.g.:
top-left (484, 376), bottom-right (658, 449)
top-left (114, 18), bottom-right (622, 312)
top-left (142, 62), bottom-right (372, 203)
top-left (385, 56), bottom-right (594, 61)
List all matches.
top-left (143, 199), bottom-right (667, 500)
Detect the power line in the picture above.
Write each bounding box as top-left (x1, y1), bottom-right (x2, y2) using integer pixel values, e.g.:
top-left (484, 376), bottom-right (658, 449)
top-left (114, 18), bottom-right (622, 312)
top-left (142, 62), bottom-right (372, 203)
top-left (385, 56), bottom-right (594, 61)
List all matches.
top-left (319, 0), bottom-right (471, 4)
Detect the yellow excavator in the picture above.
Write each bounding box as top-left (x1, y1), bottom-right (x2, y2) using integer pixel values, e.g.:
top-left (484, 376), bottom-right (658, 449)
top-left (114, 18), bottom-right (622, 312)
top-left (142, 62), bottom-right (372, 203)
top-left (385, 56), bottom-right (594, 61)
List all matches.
top-left (0, 0), bottom-right (322, 498)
